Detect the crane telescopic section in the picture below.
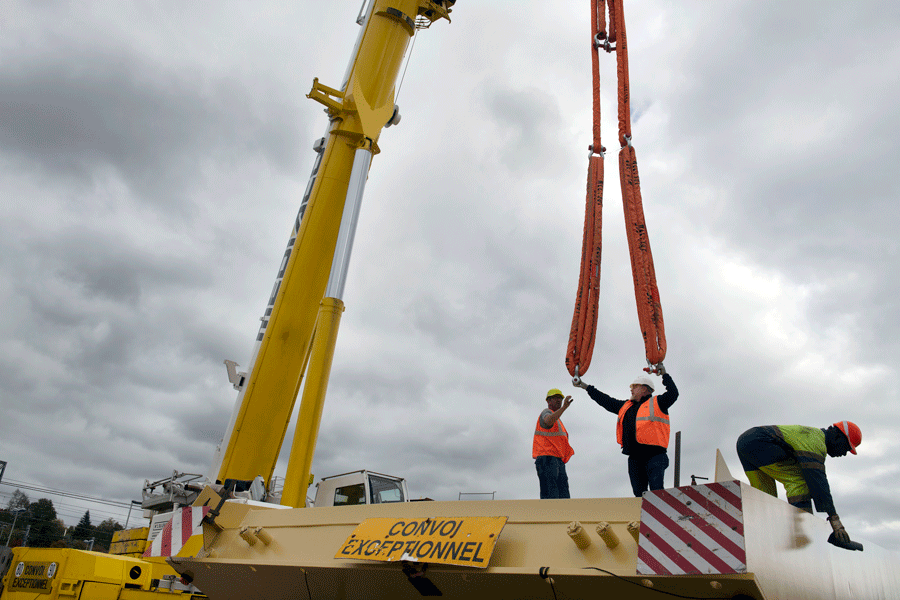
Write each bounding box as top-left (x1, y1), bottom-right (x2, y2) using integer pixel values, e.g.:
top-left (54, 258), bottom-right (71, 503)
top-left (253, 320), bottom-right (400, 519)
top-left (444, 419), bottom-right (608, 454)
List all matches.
top-left (210, 1), bottom-right (454, 507)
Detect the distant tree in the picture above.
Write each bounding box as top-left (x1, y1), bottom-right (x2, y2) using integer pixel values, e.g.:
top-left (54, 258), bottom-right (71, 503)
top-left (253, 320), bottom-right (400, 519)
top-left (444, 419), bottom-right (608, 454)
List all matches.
top-left (6, 489), bottom-right (29, 512)
top-left (55, 518), bottom-right (67, 542)
top-left (29, 498), bottom-right (64, 548)
top-left (70, 539), bottom-right (88, 550)
top-left (72, 510), bottom-right (92, 542)
top-left (0, 490), bottom-right (31, 545)
top-left (50, 539), bottom-right (67, 548)
top-left (94, 518), bottom-right (124, 553)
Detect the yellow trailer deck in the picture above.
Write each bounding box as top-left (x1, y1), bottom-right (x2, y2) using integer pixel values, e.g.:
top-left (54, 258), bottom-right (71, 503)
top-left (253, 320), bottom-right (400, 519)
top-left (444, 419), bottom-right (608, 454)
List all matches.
top-left (168, 478), bottom-right (900, 600)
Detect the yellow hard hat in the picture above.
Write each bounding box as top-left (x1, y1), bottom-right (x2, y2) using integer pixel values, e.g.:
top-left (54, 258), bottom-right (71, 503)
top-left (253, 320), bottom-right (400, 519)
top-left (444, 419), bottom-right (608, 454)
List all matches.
top-left (546, 388), bottom-right (564, 399)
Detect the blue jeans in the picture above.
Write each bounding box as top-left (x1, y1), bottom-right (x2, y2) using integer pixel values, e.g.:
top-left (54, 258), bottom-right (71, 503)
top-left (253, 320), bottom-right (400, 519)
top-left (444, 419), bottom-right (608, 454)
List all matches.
top-left (628, 453), bottom-right (669, 497)
top-left (535, 455), bottom-right (570, 499)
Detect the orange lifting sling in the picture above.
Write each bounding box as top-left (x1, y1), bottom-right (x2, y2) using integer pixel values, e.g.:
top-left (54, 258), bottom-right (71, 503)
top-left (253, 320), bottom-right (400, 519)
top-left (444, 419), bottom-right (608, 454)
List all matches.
top-left (566, 0), bottom-right (666, 379)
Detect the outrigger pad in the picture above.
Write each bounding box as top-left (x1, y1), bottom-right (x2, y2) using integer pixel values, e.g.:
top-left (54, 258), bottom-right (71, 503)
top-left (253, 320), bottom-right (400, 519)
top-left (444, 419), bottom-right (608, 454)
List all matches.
top-left (828, 531), bottom-right (864, 552)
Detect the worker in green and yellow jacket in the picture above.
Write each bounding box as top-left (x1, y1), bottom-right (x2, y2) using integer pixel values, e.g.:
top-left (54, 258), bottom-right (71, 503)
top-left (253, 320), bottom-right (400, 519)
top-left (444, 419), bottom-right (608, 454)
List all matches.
top-left (736, 421), bottom-right (861, 546)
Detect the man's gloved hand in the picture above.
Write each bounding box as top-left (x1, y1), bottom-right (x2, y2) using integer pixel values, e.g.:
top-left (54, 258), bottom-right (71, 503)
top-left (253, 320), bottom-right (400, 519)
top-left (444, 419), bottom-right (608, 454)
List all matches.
top-left (829, 515), bottom-right (851, 545)
top-left (572, 376), bottom-right (588, 389)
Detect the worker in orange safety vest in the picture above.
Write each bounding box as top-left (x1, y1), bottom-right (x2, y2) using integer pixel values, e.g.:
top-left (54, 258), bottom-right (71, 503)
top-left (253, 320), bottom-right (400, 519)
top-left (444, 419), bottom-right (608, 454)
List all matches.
top-left (533, 388), bottom-right (575, 499)
top-left (574, 366), bottom-right (678, 496)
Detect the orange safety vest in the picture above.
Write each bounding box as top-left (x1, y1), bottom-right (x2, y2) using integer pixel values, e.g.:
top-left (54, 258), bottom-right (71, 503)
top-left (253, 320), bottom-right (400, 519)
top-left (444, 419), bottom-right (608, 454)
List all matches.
top-left (616, 396), bottom-right (670, 448)
top-left (533, 412), bottom-right (575, 463)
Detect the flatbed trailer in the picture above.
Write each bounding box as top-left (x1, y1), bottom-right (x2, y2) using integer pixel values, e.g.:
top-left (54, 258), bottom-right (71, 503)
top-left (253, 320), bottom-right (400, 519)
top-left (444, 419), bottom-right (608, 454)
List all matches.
top-left (169, 473), bottom-right (900, 599)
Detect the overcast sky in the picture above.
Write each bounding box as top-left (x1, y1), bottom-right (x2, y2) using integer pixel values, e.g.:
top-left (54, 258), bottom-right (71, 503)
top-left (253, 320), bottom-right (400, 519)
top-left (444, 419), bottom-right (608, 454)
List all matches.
top-left (1, 1), bottom-right (899, 551)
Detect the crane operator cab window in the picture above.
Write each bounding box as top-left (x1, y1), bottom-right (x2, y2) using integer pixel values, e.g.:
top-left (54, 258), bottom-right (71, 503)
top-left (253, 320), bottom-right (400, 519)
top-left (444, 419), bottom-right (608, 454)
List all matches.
top-left (368, 474), bottom-right (405, 504)
top-left (333, 483), bottom-right (366, 506)
top-left (328, 472), bottom-right (407, 506)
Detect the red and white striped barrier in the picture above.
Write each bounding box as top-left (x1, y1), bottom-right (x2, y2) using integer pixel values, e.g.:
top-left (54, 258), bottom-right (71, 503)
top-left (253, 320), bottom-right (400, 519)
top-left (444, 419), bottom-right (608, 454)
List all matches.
top-left (144, 506), bottom-right (210, 558)
top-left (637, 481), bottom-right (747, 575)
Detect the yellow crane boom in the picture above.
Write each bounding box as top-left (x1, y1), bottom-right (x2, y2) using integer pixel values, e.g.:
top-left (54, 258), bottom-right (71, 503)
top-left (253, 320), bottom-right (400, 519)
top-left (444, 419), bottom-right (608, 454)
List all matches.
top-left (210, 1), bottom-right (453, 505)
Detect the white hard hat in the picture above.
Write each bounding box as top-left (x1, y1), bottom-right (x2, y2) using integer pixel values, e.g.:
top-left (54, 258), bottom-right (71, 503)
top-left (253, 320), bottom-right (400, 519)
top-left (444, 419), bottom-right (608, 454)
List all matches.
top-left (631, 374), bottom-right (655, 391)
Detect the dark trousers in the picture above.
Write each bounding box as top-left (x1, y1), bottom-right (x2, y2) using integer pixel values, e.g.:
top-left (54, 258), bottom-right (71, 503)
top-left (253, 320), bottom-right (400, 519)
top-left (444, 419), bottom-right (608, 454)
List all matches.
top-left (535, 455), bottom-right (570, 499)
top-left (627, 453), bottom-right (669, 497)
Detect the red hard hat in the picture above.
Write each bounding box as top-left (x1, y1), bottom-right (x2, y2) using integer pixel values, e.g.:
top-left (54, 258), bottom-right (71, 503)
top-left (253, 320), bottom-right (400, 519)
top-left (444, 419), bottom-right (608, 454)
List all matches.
top-left (833, 421), bottom-right (861, 455)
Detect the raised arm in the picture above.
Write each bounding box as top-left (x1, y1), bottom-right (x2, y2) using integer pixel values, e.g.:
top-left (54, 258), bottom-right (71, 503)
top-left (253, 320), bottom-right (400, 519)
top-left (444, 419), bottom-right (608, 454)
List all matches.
top-left (656, 372), bottom-right (679, 411)
top-left (542, 396), bottom-right (574, 427)
top-left (578, 383), bottom-right (626, 415)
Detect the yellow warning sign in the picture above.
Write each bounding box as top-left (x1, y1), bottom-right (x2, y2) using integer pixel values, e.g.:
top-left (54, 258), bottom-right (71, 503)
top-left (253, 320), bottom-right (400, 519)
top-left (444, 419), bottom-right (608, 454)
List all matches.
top-left (336, 516), bottom-right (507, 568)
top-left (9, 561), bottom-right (56, 595)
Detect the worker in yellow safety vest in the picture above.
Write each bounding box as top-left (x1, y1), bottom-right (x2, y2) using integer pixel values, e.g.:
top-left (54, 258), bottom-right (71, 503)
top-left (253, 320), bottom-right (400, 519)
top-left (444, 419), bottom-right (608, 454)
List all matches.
top-left (574, 367), bottom-right (678, 496)
top-left (533, 389), bottom-right (574, 499)
top-left (736, 422), bottom-right (861, 548)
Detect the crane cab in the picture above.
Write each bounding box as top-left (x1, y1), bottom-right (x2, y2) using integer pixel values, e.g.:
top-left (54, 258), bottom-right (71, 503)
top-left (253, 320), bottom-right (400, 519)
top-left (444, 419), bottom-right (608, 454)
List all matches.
top-left (313, 470), bottom-right (408, 507)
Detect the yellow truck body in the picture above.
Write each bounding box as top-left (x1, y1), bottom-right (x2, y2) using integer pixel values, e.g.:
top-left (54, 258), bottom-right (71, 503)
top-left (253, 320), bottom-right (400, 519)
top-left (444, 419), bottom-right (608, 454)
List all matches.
top-left (0, 547), bottom-right (204, 600)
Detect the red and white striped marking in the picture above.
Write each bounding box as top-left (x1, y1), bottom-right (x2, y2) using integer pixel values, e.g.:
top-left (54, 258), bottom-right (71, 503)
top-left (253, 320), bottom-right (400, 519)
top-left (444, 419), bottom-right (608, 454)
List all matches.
top-left (144, 506), bottom-right (209, 558)
top-left (637, 480), bottom-right (746, 575)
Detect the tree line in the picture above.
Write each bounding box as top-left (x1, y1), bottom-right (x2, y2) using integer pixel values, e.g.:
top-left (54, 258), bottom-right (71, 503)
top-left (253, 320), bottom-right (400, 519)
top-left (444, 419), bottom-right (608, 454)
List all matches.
top-left (1, 489), bottom-right (124, 552)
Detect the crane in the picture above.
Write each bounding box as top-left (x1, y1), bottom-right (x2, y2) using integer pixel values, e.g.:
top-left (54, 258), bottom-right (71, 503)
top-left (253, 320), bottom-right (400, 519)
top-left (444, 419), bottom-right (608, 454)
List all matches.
top-left (0, 3), bottom-right (452, 599)
top-left (208, 0), bottom-right (453, 509)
